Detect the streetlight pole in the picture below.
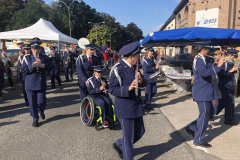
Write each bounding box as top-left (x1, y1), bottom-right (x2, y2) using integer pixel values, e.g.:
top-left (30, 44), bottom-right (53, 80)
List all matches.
top-left (110, 31), bottom-right (116, 49)
top-left (88, 21), bottom-right (105, 43)
top-left (55, 0), bottom-right (81, 37)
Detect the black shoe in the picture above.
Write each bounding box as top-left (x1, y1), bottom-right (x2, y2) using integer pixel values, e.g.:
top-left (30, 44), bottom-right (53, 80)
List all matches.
top-left (185, 128), bottom-right (195, 138)
top-left (59, 83), bottom-right (61, 86)
top-left (32, 122), bottom-right (38, 127)
top-left (193, 142), bottom-right (212, 148)
top-left (71, 78), bottom-right (74, 81)
top-left (40, 113), bottom-right (45, 120)
top-left (224, 120), bottom-right (237, 126)
top-left (51, 86), bottom-right (55, 89)
top-left (65, 80), bottom-right (69, 82)
top-left (25, 105), bottom-right (29, 108)
top-left (112, 143), bottom-right (123, 159)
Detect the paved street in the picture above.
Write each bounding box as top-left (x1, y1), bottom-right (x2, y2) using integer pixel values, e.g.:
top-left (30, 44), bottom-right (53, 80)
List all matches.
top-left (0, 70), bottom-right (220, 160)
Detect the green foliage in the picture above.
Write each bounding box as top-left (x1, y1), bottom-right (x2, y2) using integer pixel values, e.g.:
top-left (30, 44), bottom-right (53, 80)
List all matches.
top-left (87, 25), bottom-right (111, 47)
top-left (3, 0), bottom-right (143, 52)
top-left (0, 0), bottom-right (18, 32)
top-left (10, 0), bottom-right (48, 30)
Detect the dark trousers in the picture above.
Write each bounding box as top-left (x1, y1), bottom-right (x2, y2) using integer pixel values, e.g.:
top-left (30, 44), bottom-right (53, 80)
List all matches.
top-left (93, 96), bottom-right (112, 121)
top-left (145, 83), bottom-right (157, 107)
top-left (50, 69), bottom-right (61, 88)
top-left (115, 116), bottom-right (145, 160)
top-left (20, 74), bottom-right (29, 106)
top-left (64, 67), bottom-right (73, 81)
top-left (6, 67), bottom-right (13, 87)
top-left (188, 101), bottom-right (213, 144)
top-left (27, 90), bottom-right (46, 122)
top-left (79, 85), bottom-right (88, 101)
top-left (214, 86), bottom-right (235, 121)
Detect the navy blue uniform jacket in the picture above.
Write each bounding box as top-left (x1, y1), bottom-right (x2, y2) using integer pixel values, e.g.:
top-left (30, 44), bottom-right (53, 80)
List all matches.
top-left (76, 54), bottom-right (99, 86)
top-left (192, 54), bottom-right (220, 101)
top-left (109, 60), bottom-right (147, 118)
top-left (22, 54), bottom-right (52, 91)
top-left (49, 53), bottom-right (61, 70)
top-left (142, 57), bottom-right (157, 83)
top-left (62, 51), bottom-right (74, 68)
top-left (87, 76), bottom-right (109, 99)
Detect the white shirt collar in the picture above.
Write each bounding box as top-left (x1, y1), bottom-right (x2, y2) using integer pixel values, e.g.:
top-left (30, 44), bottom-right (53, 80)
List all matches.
top-left (86, 54), bottom-right (92, 58)
top-left (122, 59), bottom-right (132, 68)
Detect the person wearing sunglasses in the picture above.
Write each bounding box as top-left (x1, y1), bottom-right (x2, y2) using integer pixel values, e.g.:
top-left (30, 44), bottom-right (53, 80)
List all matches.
top-left (76, 43), bottom-right (99, 102)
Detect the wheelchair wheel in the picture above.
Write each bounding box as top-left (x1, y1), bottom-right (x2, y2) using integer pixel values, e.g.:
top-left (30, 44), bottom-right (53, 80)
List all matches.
top-left (80, 96), bottom-right (95, 126)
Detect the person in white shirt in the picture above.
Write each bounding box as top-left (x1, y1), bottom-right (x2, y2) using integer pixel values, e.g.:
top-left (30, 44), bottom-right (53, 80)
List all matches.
top-left (1, 51), bottom-right (16, 90)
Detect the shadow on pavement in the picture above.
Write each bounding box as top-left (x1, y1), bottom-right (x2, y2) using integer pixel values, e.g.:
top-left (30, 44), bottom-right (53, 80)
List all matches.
top-left (0, 121), bottom-right (19, 127)
top-left (134, 131), bottom-right (185, 160)
top-left (38, 112), bottom-right (79, 126)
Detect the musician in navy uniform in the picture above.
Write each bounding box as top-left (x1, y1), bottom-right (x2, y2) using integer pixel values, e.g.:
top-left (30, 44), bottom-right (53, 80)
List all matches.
top-left (110, 42), bottom-right (147, 160)
top-left (185, 42), bottom-right (225, 148)
top-left (49, 46), bottom-right (61, 89)
top-left (17, 44), bottom-right (31, 107)
top-left (76, 43), bottom-right (99, 101)
top-left (22, 39), bottom-right (52, 127)
top-left (86, 66), bottom-right (113, 128)
top-left (62, 45), bottom-right (74, 82)
top-left (142, 46), bottom-right (161, 110)
top-left (214, 49), bottom-right (238, 125)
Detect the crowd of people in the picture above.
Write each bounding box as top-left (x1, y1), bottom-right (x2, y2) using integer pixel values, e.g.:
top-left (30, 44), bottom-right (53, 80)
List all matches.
top-left (1, 37), bottom-right (240, 160)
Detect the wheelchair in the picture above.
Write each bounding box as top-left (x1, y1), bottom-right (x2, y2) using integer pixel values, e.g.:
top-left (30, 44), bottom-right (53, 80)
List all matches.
top-left (80, 91), bottom-right (116, 131)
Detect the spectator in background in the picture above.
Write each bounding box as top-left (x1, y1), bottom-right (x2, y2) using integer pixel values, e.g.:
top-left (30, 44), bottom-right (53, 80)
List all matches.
top-left (161, 50), bottom-right (165, 59)
top-left (0, 53), bottom-right (4, 100)
top-left (113, 52), bottom-right (119, 64)
top-left (17, 41), bottom-right (24, 55)
top-left (221, 45), bottom-right (228, 55)
top-left (233, 53), bottom-right (240, 98)
top-left (1, 51), bottom-right (16, 90)
top-left (110, 51), bottom-right (114, 66)
top-left (103, 50), bottom-right (109, 69)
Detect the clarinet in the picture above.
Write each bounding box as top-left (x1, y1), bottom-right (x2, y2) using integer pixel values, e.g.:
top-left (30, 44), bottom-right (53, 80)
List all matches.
top-left (135, 62), bottom-right (139, 97)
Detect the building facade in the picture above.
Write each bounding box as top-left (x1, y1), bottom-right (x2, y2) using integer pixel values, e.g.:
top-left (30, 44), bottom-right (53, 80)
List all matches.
top-left (160, 0), bottom-right (240, 57)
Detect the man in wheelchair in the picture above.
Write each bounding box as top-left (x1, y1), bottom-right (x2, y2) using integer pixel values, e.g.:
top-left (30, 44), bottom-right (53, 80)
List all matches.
top-left (86, 66), bottom-right (113, 128)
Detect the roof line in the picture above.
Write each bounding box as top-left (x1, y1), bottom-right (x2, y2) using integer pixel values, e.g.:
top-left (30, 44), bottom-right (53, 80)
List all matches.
top-left (159, 0), bottom-right (189, 31)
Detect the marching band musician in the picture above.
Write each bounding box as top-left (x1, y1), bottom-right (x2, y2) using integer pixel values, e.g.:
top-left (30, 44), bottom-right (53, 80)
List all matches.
top-left (17, 44), bottom-right (31, 107)
top-left (110, 42), bottom-right (147, 160)
top-left (86, 66), bottom-right (113, 128)
top-left (214, 49), bottom-right (238, 126)
top-left (142, 46), bottom-right (160, 110)
top-left (49, 46), bottom-right (61, 89)
top-left (185, 42), bottom-right (225, 148)
top-left (76, 43), bottom-right (99, 102)
top-left (62, 45), bottom-right (74, 82)
top-left (22, 38), bottom-right (52, 127)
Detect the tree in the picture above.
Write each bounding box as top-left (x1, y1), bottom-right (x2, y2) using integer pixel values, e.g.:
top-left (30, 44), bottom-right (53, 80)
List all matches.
top-left (0, 0), bottom-right (18, 31)
top-left (127, 22), bottom-right (143, 41)
top-left (87, 25), bottom-right (111, 47)
top-left (9, 0), bottom-right (48, 30)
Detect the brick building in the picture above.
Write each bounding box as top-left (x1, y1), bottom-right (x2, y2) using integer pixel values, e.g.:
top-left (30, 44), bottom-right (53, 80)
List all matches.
top-left (160, 0), bottom-right (240, 57)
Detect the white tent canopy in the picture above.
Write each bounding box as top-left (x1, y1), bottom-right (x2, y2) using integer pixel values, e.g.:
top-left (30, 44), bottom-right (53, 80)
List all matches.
top-left (0, 18), bottom-right (78, 44)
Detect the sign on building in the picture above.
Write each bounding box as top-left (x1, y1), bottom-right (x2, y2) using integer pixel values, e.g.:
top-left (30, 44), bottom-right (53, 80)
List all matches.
top-left (195, 8), bottom-right (219, 28)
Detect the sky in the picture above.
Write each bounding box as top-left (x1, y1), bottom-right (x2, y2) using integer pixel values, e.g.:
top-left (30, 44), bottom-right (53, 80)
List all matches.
top-left (45, 0), bottom-right (182, 37)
